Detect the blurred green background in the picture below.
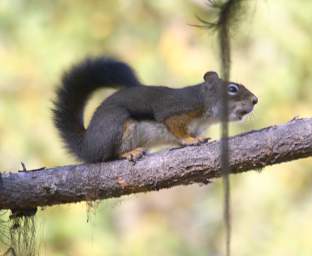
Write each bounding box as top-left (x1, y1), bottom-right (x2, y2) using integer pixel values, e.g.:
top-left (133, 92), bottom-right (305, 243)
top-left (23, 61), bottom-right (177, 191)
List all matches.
top-left (1, 0), bottom-right (312, 255)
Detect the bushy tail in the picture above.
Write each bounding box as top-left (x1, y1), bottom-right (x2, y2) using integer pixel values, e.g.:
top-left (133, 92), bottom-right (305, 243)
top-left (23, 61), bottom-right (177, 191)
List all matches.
top-left (52, 57), bottom-right (140, 159)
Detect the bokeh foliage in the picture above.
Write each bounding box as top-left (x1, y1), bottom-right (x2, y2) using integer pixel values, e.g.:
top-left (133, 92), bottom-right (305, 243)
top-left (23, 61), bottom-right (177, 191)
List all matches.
top-left (0, 0), bottom-right (311, 255)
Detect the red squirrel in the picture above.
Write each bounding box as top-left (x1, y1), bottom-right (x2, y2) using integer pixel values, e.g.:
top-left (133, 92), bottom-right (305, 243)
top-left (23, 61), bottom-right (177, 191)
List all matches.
top-left (53, 57), bottom-right (257, 163)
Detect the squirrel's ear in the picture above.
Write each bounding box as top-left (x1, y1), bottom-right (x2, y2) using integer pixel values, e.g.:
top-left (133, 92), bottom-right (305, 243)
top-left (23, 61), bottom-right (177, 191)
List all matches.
top-left (203, 71), bottom-right (219, 82)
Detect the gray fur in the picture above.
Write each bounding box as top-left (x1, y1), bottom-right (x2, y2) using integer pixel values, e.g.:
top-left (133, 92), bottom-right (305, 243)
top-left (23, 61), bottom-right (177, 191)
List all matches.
top-left (119, 120), bottom-right (178, 154)
top-left (120, 108), bottom-right (220, 154)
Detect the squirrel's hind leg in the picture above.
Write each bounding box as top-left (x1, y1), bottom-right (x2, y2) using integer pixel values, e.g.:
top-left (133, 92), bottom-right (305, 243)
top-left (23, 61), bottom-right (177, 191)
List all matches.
top-left (118, 119), bottom-right (146, 162)
top-left (83, 106), bottom-right (130, 162)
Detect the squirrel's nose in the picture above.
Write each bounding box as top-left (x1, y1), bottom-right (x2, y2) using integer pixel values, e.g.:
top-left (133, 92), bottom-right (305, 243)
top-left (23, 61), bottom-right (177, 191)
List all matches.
top-left (251, 96), bottom-right (258, 105)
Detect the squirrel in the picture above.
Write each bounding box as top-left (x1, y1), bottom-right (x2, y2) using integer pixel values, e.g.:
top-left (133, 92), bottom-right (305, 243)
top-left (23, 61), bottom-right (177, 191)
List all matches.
top-left (53, 56), bottom-right (258, 163)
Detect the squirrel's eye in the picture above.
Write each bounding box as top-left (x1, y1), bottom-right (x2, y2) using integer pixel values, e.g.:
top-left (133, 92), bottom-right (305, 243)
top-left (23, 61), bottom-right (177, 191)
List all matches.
top-left (227, 83), bottom-right (239, 95)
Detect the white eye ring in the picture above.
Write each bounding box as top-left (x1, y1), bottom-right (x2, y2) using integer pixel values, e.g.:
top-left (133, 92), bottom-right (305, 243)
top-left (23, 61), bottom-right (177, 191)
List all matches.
top-left (227, 83), bottom-right (239, 96)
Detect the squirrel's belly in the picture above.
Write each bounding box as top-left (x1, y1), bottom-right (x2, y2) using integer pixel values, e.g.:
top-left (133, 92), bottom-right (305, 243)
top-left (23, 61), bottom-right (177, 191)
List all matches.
top-left (187, 117), bottom-right (212, 136)
top-left (119, 119), bottom-right (178, 153)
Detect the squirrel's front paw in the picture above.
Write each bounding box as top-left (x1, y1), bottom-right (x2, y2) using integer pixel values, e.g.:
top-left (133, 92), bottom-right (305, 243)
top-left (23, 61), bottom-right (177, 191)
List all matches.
top-left (181, 136), bottom-right (210, 146)
top-left (121, 147), bottom-right (145, 162)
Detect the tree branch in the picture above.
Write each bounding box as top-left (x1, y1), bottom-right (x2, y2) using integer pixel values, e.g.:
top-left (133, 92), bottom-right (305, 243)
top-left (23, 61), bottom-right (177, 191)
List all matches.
top-left (1, 118), bottom-right (311, 210)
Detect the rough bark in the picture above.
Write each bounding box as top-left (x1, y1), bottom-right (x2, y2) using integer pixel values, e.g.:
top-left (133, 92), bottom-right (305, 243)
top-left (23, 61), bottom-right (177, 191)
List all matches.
top-left (0, 118), bottom-right (311, 210)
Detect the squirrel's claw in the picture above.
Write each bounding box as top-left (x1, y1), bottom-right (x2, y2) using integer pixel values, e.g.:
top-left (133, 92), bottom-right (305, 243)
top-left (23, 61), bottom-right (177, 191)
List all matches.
top-left (181, 136), bottom-right (210, 146)
top-left (121, 147), bottom-right (145, 162)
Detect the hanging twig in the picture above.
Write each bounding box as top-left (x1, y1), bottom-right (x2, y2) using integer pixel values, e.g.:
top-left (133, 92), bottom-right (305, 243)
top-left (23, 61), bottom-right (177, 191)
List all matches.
top-left (197, 1), bottom-right (249, 254)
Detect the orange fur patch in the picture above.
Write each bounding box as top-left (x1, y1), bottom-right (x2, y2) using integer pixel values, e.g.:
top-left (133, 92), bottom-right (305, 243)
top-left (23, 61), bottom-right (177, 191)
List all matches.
top-left (164, 110), bottom-right (203, 139)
